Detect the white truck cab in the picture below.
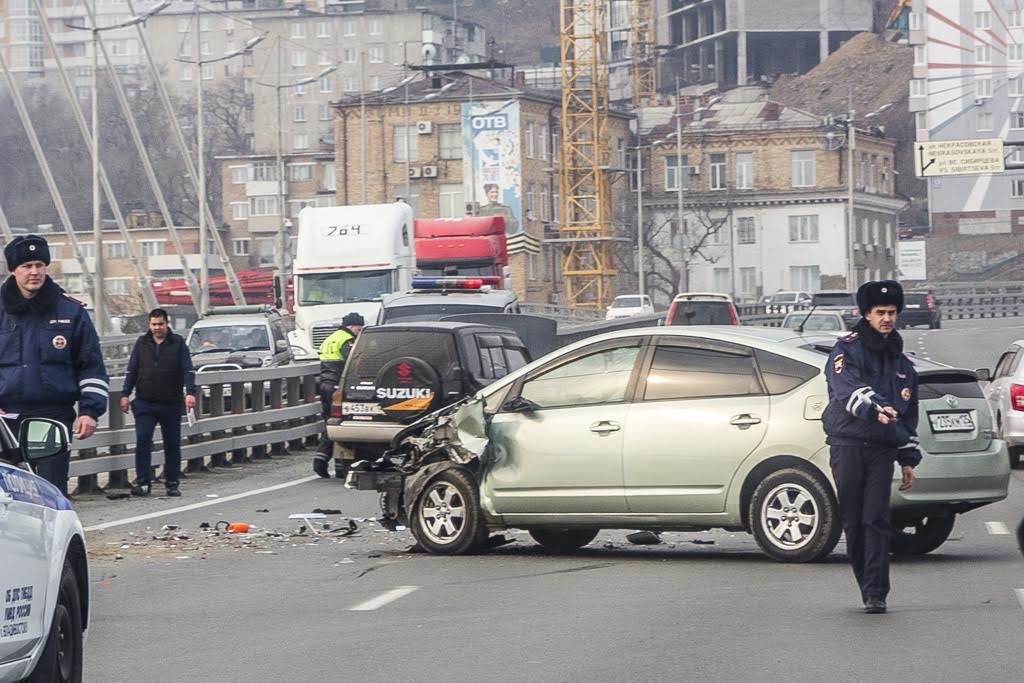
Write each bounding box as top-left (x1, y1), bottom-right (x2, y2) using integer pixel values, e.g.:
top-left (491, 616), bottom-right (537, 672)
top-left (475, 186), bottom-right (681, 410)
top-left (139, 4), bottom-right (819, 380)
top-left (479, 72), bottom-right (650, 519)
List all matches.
top-left (0, 417), bottom-right (88, 683)
top-left (288, 202), bottom-right (416, 359)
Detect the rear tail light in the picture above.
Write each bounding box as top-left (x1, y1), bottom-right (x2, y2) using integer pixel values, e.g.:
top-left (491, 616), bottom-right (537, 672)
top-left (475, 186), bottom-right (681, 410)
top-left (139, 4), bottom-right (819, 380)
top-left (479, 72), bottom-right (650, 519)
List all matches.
top-left (1010, 384), bottom-right (1024, 412)
top-left (666, 302), bottom-right (678, 325)
top-left (330, 388), bottom-right (343, 418)
top-left (729, 305), bottom-right (739, 325)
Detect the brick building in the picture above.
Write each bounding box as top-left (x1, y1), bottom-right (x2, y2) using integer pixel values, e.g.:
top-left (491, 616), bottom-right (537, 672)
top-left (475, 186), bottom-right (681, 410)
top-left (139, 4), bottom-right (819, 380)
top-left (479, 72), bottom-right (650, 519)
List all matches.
top-left (640, 86), bottom-right (904, 303)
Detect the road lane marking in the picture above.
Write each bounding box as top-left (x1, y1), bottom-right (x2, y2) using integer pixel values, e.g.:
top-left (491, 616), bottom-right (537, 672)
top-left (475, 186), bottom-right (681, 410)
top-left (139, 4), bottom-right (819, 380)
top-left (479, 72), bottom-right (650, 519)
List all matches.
top-left (350, 586), bottom-right (420, 612)
top-left (985, 521), bottom-right (1010, 535)
top-left (84, 476), bottom-right (318, 532)
top-left (1016, 589), bottom-right (1024, 611)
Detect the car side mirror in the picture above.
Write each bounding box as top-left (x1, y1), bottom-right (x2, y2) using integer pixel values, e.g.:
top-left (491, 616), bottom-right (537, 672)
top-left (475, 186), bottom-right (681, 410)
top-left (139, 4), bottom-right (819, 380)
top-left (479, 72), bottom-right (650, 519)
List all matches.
top-left (975, 368), bottom-right (992, 382)
top-left (275, 339), bottom-right (289, 353)
top-left (18, 418), bottom-right (70, 462)
top-left (502, 396), bottom-right (539, 413)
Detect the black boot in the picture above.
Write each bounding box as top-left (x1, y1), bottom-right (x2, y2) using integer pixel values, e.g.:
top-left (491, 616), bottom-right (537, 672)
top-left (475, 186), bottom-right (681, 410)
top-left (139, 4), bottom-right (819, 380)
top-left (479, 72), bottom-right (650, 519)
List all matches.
top-left (313, 454), bottom-right (331, 478)
top-left (864, 597), bottom-right (887, 614)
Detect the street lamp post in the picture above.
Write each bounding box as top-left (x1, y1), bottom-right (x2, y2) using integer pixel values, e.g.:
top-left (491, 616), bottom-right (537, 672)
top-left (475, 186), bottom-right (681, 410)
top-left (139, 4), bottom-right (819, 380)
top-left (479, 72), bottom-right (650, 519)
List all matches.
top-left (66, 0), bottom-right (169, 334)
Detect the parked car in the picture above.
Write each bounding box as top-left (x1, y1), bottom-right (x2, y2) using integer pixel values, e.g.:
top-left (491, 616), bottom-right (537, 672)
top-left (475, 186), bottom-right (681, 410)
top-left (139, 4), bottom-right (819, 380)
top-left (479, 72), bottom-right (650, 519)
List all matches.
top-left (379, 277), bottom-right (519, 324)
top-left (766, 290), bottom-right (812, 313)
top-left (810, 290), bottom-right (860, 329)
top-left (605, 294), bottom-right (655, 320)
top-left (900, 290), bottom-right (942, 329)
top-left (665, 292), bottom-right (739, 326)
top-left (327, 321), bottom-right (530, 471)
top-left (186, 305), bottom-right (293, 372)
top-left (350, 327), bottom-right (1008, 561)
top-left (0, 417), bottom-right (88, 683)
top-left (984, 340), bottom-right (1024, 469)
top-left (781, 311), bottom-right (846, 332)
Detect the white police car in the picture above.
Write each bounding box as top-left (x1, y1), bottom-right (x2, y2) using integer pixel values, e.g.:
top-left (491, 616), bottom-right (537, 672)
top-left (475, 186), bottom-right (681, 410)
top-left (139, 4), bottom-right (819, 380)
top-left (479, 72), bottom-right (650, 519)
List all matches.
top-left (0, 417), bottom-right (87, 683)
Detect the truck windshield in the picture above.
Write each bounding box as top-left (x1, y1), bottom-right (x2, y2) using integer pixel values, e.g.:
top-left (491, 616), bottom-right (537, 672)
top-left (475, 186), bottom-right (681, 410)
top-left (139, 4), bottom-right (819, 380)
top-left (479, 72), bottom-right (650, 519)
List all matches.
top-left (298, 270), bottom-right (395, 305)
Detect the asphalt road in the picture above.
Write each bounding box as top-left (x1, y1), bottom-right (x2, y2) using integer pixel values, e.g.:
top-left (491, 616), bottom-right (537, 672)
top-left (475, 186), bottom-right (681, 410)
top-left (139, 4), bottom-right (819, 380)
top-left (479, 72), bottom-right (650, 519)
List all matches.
top-left (75, 318), bottom-right (1024, 682)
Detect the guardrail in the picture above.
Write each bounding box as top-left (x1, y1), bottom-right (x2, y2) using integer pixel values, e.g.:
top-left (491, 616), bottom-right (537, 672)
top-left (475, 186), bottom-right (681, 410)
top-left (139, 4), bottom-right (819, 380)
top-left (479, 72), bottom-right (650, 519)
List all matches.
top-left (68, 362), bottom-right (322, 494)
top-left (519, 303), bottom-right (605, 324)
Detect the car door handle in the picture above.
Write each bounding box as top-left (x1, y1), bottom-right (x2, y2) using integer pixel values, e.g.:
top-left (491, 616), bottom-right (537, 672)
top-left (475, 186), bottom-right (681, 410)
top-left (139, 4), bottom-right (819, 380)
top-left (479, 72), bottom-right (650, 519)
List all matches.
top-left (729, 414), bottom-right (762, 429)
top-left (589, 420), bottom-right (621, 435)
top-left (0, 491), bottom-right (13, 505)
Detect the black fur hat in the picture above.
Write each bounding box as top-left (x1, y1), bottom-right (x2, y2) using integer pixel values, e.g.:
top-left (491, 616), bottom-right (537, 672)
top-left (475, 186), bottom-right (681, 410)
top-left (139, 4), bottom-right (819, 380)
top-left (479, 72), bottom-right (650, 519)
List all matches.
top-left (5, 234), bottom-right (51, 272)
top-left (856, 280), bottom-right (904, 315)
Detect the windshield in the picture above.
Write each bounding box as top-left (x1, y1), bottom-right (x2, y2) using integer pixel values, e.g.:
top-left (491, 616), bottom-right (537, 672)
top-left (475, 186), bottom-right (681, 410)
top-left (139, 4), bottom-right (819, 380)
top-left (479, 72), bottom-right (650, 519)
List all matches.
top-left (783, 314), bottom-right (843, 331)
top-left (773, 293), bottom-right (798, 303)
top-left (298, 270), bottom-right (395, 306)
top-left (383, 303), bottom-right (506, 323)
top-left (812, 293), bottom-right (855, 306)
top-left (670, 302), bottom-right (733, 325)
top-left (188, 324), bottom-right (270, 353)
top-left (612, 296), bottom-right (643, 308)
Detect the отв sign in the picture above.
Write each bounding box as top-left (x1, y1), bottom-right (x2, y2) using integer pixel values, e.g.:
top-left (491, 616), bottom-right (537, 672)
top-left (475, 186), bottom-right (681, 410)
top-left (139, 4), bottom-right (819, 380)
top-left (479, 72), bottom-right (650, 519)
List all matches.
top-left (915, 138), bottom-right (1004, 177)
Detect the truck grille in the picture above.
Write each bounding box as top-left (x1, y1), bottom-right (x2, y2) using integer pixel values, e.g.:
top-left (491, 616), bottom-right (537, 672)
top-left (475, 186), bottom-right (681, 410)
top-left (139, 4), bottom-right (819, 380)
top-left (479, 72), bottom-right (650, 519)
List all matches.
top-left (311, 323), bottom-right (340, 350)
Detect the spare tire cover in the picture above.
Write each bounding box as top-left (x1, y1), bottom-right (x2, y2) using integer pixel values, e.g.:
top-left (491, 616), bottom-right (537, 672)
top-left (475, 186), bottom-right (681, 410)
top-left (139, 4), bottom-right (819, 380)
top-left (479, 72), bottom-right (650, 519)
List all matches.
top-left (374, 356), bottom-right (441, 422)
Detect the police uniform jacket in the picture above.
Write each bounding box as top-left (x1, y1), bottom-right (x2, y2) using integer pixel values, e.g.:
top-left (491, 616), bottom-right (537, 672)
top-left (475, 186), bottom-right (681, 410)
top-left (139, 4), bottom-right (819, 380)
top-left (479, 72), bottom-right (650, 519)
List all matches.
top-left (318, 327), bottom-right (355, 388)
top-left (0, 276), bottom-right (109, 419)
top-left (823, 319), bottom-right (922, 468)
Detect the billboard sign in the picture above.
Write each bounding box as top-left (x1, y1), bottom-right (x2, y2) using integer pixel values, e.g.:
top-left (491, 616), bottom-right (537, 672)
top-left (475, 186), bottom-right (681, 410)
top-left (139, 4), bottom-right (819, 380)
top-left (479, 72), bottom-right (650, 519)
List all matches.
top-left (897, 240), bottom-right (927, 281)
top-left (914, 138), bottom-right (1004, 177)
top-left (463, 101), bottom-right (521, 236)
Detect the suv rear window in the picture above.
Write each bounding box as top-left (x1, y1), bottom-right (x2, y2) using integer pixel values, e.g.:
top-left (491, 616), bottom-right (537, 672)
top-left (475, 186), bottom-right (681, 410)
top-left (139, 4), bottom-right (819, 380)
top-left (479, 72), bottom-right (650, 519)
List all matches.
top-left (812, 293), bottom-right (855, 306)
top-left (476, 333), bottom-right (529, 380)
top-left (383, 303), bottom-right (506, 323)
top-left (917, 373), bottom-right (984, 400)
top-left (904, 293), bottom-right (928, 305)
top-left (669, 302), bottom-right (733, 325)
top-left (347, 330), bottom-right (458, 382)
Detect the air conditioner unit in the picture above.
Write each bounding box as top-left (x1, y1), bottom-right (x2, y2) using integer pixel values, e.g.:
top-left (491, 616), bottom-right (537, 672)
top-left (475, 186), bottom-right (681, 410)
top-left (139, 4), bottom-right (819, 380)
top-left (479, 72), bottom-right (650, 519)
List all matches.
top-left (465, 201), bottom-right (479, 214)
top-left (408, 167), bottom-right (422, 179)
top-left (865, 244), bottom-right (874, 254)
top-left (422, 165), bottom-right (438, 178)
top-left (689, 166), bottom-right (701, 175)
top-left (416, 120), bottom-right (433, 135)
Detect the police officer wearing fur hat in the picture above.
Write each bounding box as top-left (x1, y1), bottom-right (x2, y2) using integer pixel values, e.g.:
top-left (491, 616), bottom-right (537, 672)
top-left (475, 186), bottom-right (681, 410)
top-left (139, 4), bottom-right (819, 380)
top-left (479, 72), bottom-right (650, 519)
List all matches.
top-left (823, 280), bottom-right (920, 614)
top-left (0, 235), bottom-right (109, 496)
top-left (312, 311), bottom-right (365, 478)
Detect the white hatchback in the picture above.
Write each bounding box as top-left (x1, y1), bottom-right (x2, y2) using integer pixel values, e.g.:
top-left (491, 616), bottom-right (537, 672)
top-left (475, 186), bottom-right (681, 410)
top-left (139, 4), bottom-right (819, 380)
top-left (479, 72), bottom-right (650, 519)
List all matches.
top-left (605, 294), bottom-right (655, 320)
top-left (0, 418), bottom-right (87, 683)
top-left (984, 339), bottom-right (1024, 470)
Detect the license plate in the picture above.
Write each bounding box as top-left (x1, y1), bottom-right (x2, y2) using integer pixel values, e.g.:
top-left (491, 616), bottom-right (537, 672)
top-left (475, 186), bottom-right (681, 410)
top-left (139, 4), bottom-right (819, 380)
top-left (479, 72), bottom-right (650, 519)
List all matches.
top-left (928, 411), bottom-right (975, 433)
top-left (342, 402), bottom-right (384, 416)
top-left (905, 304), bottom-right (921, 309)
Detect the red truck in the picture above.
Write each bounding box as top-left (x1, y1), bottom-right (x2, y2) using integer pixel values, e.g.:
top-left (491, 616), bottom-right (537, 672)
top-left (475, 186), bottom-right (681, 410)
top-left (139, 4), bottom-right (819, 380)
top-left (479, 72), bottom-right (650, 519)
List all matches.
top-left (414, 216), bottom-right (508, 283)
top-left (151, 268), bottom-right (295, 312)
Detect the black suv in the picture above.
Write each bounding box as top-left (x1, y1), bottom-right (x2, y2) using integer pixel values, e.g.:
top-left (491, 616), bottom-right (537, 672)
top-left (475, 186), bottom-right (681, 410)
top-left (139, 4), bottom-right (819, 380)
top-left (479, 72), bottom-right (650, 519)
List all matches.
top-left (810, 290), bottom-right (860, 329)
top-left (900, 290), bottom-right (942, 329)
top-left (326, 321), bottom-right (529, 467)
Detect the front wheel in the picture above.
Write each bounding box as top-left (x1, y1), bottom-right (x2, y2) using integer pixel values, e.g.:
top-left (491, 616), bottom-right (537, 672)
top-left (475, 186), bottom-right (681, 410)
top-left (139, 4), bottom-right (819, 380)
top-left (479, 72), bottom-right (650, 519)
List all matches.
top-left (890, 515), bottom-right (955, 555)
top-left (750, 468), bottom-right (841, 563)
top-left (27, 560), bottom-right (83, 683)
top-left (410, 468), bottom-right (487, 555)
top-left (529, 528), bottom-right (600, 553)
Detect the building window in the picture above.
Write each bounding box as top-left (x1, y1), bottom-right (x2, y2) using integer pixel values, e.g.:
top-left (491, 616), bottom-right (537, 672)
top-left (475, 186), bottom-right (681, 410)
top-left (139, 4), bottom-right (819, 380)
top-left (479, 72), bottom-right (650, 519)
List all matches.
top-left (292, 50), bottom-right (306, 67)
top-left (1012, 10), bottom-right (1022, 28)
top-left (105, 242), bottom-right (128, 259)
top-left (318, 50), bottom-right (330, 66)
top-left (1011, 77), bottom-right (1024, 97)
top-left (916, 111), bottom-right (928, 130)
top-left (788, 215), bottom-right (819, 243)
top-left (343, 77), bottom-right (357, 93)
top-left (1011, 44), bottom-right (1024, 61)
top-left (231, 202), bottom-right (249, 220)
top-left (316, 21), bottom-right (329, 38)
top-left (713, 268), bottom-right (730, 294)
top-left (439, 183), bottom-right (464, 218)
top-left (739, 267), bottom-right (757, 299)
top-left (790, 150), bottom-right (815, 187)
top-left (233, 239), bottom-right (250, 256)
top-left (343, 20), bottom-right (356, 36)
top-left (140, 240), bottom-right (164, 257)
top-left (319, 104), bottom-right (331, 121)
top-left (250, 196), bottom-right (279, 216)
top-left (368, 46), bottom-right (383, 63)
top-left (664, 154), bottom-right (688, 191)
top-left (289, 164), bottom-right (314, 181)
top-left (252, 161), bottom-right (276, 181)
top-left (976, 11), bottom-right (992, 30)
top-left (288, 198), bottom-right (318, 217)
top-left (882, 158), bottom-right (891, 193)
top-left (256, 239), bottom-right (274, 267)
top-left (790, 265), bottom-right (820, 293)
top-left (909, 11), bottom-right (923, 30)
top-left (322, 162), bottom-right (336, 192)
top-left (525, 122), bottom-right (535, 158)
top-left (392, 125), bottom-right (418, 161)
top-left (977, 77), bottom-right (992, 99)
top-left (736, 217), bottom-right (756, 245)
top-left (201, 64), bottom-right (213, 81)
top-left (540, 186), bottom-right (550, 221)
top-left (293, 105), bottom-right (306, 123)
top-left (914, 45), bottom-right (925, 66)
top-left (293, 134), bottom-right (309, 150)
top-left (1013, 178), bottom-right (1024, 198)
top-left (343, 48), bottom-right (357, 64)
top-left (1013, 112), bottom-right (1024, 130)
top-left (709, 153), bottom-right (726, 190)
top-left (180, 65), bottom-right (192, 81)
top-left (369, 75), bottom-right (381, 91)
top-left (230, 165), bottom-right (248, 184)
top-left (368, 18), bottom-right (382, 35)
top-left (976, 44), bottom-right (992, 63)
top-left (735, 152), bottom-right (753, 189)
top-left (105, 278), bottom-right (131, 296)
top-left (910, 79), bottom-right (927, 97)
top-left (294, 83), bottom-right (307, 97)
top-left (319, 76), bottom-right (332, 93)
top-left (978, 111), bottom-right (994, 131)
top-left (438, 124), bottom-right (462, 159)
top-left (539, 124), bottom-right (548, 160)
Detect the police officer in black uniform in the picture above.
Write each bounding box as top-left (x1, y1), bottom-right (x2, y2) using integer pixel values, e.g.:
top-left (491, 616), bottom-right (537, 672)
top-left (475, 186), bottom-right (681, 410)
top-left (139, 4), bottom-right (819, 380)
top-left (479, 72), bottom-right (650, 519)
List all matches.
top-left (0, 235), bottom-right (109, 496)
top-left (824, 280), bottom-right (920, 614)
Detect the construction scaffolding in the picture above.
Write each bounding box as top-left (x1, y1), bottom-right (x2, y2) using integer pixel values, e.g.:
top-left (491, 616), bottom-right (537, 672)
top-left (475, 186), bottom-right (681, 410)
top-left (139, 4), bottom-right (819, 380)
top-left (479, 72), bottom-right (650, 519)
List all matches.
top-left (558, 0), bottom-right (615, 308)
top-left (631, 0), bottom-right (656, 107)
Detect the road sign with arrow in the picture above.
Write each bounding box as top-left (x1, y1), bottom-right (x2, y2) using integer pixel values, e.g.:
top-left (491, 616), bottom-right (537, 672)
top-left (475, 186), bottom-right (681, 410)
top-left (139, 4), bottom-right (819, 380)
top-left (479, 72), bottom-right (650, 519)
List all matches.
top-left (914, 138), bottom-right (1004, 177)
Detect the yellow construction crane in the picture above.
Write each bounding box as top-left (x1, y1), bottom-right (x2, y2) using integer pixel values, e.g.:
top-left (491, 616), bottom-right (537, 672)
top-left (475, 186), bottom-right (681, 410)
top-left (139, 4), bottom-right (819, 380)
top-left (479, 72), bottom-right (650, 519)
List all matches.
top-left (631, 0), bottom-right (656, 107)
top-left (558, 0), bottom-right (615, 308)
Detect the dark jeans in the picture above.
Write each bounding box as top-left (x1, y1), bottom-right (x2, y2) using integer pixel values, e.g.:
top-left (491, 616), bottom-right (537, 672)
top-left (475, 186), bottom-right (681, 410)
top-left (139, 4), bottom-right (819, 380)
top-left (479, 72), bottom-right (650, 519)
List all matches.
top-left (830, 444), bottom-right (896, 601)
top-left (133, 399), bottom-right (183, 487)
top-left (15, 407), bottom-right (76, 497)
top-left (316, 383), bottom-right (334, 458)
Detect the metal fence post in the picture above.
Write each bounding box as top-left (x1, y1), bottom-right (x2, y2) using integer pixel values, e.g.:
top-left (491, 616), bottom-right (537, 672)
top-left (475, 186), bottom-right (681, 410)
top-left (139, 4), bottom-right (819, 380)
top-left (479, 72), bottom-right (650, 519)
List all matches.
top-left (106, 390), bottom-right (131, 489)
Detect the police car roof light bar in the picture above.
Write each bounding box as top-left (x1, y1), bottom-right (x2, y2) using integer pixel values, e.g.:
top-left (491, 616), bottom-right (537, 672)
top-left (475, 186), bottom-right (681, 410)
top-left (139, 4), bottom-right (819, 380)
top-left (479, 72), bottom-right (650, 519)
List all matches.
top-left (411, 276), bottom-right (502, 290)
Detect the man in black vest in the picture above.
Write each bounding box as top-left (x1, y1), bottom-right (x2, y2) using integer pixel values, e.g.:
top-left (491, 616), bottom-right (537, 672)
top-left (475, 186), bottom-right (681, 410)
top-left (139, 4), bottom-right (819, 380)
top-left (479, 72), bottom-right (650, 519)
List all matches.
top-left (120, 308), bottom-right (197, 497)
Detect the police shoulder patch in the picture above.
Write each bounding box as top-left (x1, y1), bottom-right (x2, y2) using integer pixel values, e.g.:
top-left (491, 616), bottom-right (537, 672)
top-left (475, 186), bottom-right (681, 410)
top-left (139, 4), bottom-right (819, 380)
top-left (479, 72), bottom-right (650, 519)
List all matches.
top-left (901, 387), bottom-right (911, 401)
top-left (62, 293), bottom-right (87, 307)
top-left (839, 331), bottom-right (859, 343)
top-left (833, 353), bottom-right (845, 374)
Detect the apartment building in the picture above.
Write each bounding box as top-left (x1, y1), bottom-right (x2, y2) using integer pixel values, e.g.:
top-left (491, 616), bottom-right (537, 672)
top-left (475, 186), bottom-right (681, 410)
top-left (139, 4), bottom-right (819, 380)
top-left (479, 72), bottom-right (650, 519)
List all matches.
top-left (640, 86), bottom-right (903, 303)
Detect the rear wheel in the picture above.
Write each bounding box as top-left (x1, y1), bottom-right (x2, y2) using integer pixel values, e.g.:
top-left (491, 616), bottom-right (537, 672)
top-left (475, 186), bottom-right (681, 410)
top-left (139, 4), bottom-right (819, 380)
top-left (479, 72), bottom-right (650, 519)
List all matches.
top-left (410, 468), bottom-right (487, 555)
top-left (529, 528), bottom-right (600, 553)
top-left (750, 468), bottom-right (841, 563)
top-left (890, 515), bottom-right (956, 555)
top-left (27, 560), bottom-right (82, 683)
